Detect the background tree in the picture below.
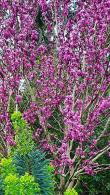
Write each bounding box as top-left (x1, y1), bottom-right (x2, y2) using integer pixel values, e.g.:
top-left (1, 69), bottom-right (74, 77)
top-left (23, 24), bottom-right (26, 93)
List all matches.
top-left (0, 0), bottom-right (110, 194)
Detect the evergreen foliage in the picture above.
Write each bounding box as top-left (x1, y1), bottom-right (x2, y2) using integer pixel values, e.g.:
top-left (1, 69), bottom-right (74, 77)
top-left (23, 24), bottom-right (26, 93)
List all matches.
top-left (0, 179), bottom-right (4, 195)
top-left (13, 150), bottom-right (55, 195)
top-left (0, 151), bottom-right (54, 195)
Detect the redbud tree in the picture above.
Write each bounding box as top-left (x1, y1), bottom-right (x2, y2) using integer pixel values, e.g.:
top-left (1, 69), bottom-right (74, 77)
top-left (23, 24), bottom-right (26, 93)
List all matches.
top-left (0, 0), bottom-right (110, 193)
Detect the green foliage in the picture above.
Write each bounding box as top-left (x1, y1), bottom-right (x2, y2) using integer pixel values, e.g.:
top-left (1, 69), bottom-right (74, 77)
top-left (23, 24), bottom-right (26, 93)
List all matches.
top-left (48, 108), bottom-right (64, 143)
top-left (0, 158), bottom-right (18, 194)
top-left (11, 111), bottom-right (22, 123)
top-left (4, 173), bottom-right (40, 195)
top-left (47, 164), bottom-right (55, 173)
top-left (11, 111), bottom-right (27, 131)
top-left (0, 152), bottom-right (55, 195)
top-left (77, 171), bottom-right (110, 195)
top-left (0, 158), bottom-right (40, 195)
top-left (14, 127), bottom-right (34, 155)
top-left (13, 150), bottom-right (55, 195)
top-left (4, 174), bottom-right (20, 195)
top-left (0, 179), bottom-right (4, 195)
top-left (0, 112), bottom-right (55, 194)
top-left (11, 111), bottom-right (34, 155)
top-left (19, 173), bottom-right (40, 194)
top-left (64, 188), bottom-right (78, 195)
top-left (0, 158), bottom-right (16, 179)
top-left (36, 56), bottom-right (41, 64)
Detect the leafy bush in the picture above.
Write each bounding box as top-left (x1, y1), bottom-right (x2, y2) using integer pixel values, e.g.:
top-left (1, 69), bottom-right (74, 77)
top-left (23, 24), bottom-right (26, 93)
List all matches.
top-left (4, 173), bottom-right (40, 195)
top-left (0, 158), bottom-right (16, 178)
top-left (11, 111), bottom-right (34, 155)
top-left (0, 158), bottom-right (17, 194)
top-left (13, 150), bottom-right (55, 195)
top-left (0, 178), bottom-right (4, 195)
top-left (0, 158), bottom-right (40, 195)
top-left (4, 174), bottom-right (20, 195)
top-left (0, 112), bottom-right (55, 195)
top-left (0, 152), bottom-right (54, 195)
top-left (64, 188), bottom-right (78, 195)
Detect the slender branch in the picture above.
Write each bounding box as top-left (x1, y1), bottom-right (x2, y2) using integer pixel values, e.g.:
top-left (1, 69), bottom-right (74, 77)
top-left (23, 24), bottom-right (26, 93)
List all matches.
top-left (96, 117), bottom-right (110, 142)
top-left (72, 84), bottom-right (76, 110)
top-left (74, 177), bottom-right (80, 189)
top-left (54, 0), bottom-right (59, 50)
top-left (25, 77), bottom-right (36, 102)
top-left (48, 122), bottom-right (62, 133)
top-left (7, 90), bottom-right (12, 112)
top-left (94, 166), bottom-right (110, 173)
top-left (52, 115), bottom-right (62, 129)
top-left (74, 168), bottom-right (83, 177)
top-left (91, 146), bottom-right (110, 162)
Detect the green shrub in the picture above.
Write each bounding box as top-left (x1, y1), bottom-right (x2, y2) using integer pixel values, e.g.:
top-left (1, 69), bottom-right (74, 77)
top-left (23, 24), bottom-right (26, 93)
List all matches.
top-left (4, 174), bottom-right (20, 195)
top-left (0, 111), bottom-right (55, 194)
top-left (0, 158), bottom-right (40, 195)
top-left (13, 150), bottom-right (55, 195)
top-left (64, 188), bottom-right (78, 195)
top-left (19, 173), bottom-right (40, 194)
top-left (11, 111), bottom-right (34, 155)
top-left (0, 158), bottom-right (16, 179)
top-left (0, 152), bottom-right (55, 195)
top-left (0, 178), bottom-right (4, 195)
top-left (11, 111), bottom-right (55, 194)
top-left (4, 173), bottom-right (40, 195)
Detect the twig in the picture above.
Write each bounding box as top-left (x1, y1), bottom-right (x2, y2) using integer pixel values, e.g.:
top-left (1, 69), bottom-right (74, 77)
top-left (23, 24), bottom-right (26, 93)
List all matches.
top-left (96, 117), bottom-right (110, 142)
